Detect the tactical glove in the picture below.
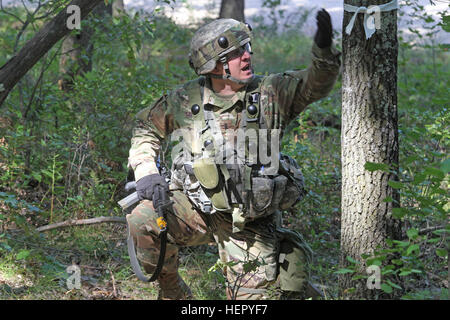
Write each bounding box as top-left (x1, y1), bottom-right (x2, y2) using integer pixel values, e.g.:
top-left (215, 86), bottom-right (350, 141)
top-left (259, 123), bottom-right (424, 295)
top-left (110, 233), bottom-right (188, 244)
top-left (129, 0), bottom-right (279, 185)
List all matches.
top-left (314, 9), bottom-right (333, 49)
top-left (136, 174), bottom-right (169, 202)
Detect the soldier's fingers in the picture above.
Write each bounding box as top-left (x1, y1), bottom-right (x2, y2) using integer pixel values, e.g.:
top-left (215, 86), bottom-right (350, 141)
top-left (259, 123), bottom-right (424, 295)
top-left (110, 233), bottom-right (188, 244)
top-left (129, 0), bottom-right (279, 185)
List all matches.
top-left (317, 10), bottom-right (331, 26)
top-left (317, 15), bottom-right (331, 32)
top-left (320, 8), bottom-right (331, 19)
top-left (318, 12), bottom-right (332, 30)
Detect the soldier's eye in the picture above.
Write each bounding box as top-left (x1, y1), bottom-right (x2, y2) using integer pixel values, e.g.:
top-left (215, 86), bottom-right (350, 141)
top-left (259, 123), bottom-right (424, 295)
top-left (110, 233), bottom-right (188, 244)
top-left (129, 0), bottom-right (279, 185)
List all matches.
top-left (226, 43), bottom-right (252, 60)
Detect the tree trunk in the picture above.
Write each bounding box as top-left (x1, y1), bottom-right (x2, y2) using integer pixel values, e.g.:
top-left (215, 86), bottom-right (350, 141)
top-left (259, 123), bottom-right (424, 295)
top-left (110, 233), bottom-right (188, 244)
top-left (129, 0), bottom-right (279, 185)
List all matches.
top-left (58, 3), bottom-right (112, 92)
top-left (0, 0), bottom-right (104, 107)
top-left (340, 0), bottom-right (402, 299)
top-left (219, 0), bottom-right (245, 22)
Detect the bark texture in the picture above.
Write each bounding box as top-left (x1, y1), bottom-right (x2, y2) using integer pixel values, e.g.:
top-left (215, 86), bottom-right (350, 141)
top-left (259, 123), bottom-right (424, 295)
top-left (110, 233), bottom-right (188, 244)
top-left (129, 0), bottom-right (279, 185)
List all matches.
top-left (340, 0), bottom-right (401, 299)
top-left (219, 0), bottom-right (245, 22)
top-left (0, 0), bottom-right (104, 106)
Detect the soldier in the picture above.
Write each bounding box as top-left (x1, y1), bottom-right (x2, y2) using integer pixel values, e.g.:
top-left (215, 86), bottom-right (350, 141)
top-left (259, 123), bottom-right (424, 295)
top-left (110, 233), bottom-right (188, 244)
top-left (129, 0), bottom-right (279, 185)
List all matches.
top-left (126, 9), bottom-right (340, 300)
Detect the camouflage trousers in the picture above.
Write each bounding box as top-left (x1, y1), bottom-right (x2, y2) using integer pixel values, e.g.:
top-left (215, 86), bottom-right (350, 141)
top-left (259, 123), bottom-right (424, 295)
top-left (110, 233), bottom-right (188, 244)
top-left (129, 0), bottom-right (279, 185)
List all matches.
top-left (126, 190), bottom-right (311, 300)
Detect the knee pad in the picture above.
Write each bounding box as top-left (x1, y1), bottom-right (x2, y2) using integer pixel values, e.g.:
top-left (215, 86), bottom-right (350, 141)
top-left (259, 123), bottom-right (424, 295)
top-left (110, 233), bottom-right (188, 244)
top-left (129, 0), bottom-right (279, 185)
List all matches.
top-left (277, 229), bottom-right (312, 293)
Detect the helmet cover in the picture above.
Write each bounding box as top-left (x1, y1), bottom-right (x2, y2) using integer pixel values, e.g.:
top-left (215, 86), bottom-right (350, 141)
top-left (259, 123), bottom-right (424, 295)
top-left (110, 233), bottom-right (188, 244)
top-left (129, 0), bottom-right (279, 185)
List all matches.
top-left (189, 19), bottom-right (252, 75)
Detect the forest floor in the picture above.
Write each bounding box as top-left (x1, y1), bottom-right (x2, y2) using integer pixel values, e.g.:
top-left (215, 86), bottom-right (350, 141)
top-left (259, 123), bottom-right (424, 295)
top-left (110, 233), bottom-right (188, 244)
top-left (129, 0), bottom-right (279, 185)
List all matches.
top-left (0, 222), bottom-right (228, 300)
top-left (0, 206), bottom-right (341, 300)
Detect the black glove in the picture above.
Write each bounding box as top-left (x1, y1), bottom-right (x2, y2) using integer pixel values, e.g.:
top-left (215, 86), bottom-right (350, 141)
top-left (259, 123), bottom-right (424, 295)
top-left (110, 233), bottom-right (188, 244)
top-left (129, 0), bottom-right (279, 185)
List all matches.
top-left (136, 174), bottom-right (169, 201)
top-left (314, 8), bottom-right (333, 49)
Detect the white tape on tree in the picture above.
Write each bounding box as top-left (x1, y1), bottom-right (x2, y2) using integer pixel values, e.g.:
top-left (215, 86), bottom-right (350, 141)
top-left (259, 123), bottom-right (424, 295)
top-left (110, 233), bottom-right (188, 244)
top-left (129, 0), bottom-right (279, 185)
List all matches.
top-left (344, 0), bottom-right (398, 39)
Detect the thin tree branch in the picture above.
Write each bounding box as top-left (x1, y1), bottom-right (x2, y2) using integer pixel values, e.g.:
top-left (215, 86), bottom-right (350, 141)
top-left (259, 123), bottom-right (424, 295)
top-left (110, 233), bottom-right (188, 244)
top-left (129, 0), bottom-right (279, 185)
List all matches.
top-left (36, 216), bottom-right (127, 232)
top-left (0, 0), bottom-right (26, 24)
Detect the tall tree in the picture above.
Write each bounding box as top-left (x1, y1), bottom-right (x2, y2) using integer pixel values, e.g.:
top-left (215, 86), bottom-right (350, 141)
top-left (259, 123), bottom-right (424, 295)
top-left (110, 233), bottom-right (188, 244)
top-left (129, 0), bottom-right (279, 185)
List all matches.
top-left (219, 0), bottom-right (245, 22)
top-left (58, 2), bottom-right (112, 92)
top-left (339, 0), bottom-right (402, 299)
top-left (0, 0), bottom-right (104, 106)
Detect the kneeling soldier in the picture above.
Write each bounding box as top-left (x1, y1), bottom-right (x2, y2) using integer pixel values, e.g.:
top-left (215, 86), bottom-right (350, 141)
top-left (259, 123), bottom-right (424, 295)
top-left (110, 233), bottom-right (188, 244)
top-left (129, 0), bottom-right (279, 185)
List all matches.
top-left (126, 9), bottom-right (340, 300)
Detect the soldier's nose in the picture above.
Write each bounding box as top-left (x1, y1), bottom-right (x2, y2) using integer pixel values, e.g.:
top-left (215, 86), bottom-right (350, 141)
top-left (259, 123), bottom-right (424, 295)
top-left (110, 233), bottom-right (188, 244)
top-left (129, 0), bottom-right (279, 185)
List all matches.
top-left (242, 50), bottom-right (251, 60)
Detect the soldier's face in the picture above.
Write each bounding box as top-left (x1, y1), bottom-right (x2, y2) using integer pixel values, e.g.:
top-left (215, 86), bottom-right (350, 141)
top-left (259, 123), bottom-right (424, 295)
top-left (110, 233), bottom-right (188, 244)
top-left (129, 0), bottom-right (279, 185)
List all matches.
top-left (214, 44), bottom-right (253, 82)
top-left (228, 46), bottom-right (253, 80)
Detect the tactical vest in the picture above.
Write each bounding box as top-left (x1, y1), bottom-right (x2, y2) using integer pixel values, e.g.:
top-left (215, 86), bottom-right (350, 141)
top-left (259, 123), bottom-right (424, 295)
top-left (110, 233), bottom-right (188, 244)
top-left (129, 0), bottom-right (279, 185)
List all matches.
top-left (169, 76), bottom-right (305, 229)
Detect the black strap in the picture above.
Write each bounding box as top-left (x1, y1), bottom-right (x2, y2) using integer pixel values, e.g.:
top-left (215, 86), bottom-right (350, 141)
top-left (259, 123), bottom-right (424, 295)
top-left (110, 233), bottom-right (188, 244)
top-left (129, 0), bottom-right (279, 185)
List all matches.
top-left (127, 185), bottom-right (170, 283)
top-left (127, 223), bottom-right (167, 282)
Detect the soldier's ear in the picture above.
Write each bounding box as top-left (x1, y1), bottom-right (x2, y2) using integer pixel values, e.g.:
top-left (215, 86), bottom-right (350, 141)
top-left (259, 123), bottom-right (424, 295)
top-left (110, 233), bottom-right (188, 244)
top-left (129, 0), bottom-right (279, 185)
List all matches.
top-left (188, 57), bottom-right (194, 69)
top-left (211, 62), bottom-right (223, 75)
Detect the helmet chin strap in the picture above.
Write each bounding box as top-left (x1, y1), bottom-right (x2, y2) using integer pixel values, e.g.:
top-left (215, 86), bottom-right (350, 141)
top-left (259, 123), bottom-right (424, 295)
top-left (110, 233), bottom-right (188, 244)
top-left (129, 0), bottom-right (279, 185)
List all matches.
top-left (208, 56), bottom-right (254, 86)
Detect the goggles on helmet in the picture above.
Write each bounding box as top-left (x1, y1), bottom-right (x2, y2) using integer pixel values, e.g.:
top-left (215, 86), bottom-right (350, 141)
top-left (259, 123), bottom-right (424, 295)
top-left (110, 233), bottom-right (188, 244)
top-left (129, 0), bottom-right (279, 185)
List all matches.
top-left (225, 42), bottom-right (253, 61)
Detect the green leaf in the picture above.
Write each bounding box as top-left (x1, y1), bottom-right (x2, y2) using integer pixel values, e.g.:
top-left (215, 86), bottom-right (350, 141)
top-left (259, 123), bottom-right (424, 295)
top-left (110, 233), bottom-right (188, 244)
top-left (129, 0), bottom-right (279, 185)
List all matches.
top-left (442, 15), bottom-right (450, 32)
top-left (392, 207), bottom-right (407, 218)
top-left (424, 166), bottom-right (444, 180)
top-left (366, 258), bottom-right (382, 266)
top-left (406, 244), bottom-right (420, 256)
top-left (334, 268), bottom-right (355, 274)
top-left (346, 256), bottom-right (360, 265)
top-left (0, 243), bottom-right (12, 251)
top-left (16, 250), bottom-right (30, 260)
top-left (406, 228), bottom-right (419, 240)
top-left (381, 283), bottom-right (393, 294)
top-left (364, 162), bottom-right (390, 172)
top-left (413, 173), bottom-right (426, 185)
top-left (404, 155), bottom-right (419, 165)
top-left (31, 172), bottom-right (42, 183)
top-left (26, 204), bottom-right (41, 213)
top-left (388, 180), bottom-right (404, 189)
top-left (440, 158), bottom-right (450, 174)
top-left (436, 248), bottom-right (448, 257)
top-left (432, 229), bottom-right (449, 236)
top-left (41, 169), bottom-right (53, 178)
top-left (392, 259), bottom-right (403, 266)
top-left (387, 280), bottom-right (402, 290)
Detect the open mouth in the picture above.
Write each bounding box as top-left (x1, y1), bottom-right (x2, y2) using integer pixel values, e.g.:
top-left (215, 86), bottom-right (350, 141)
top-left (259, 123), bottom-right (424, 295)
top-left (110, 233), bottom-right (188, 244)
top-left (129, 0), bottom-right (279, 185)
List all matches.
top-left (241, 65), bottom-right (251, 71)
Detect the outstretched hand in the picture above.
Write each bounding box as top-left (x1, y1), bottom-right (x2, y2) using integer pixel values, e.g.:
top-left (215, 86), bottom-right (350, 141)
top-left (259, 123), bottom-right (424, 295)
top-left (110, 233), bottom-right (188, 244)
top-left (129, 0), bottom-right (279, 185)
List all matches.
top-left (314, 9), bottom-right (333, 49)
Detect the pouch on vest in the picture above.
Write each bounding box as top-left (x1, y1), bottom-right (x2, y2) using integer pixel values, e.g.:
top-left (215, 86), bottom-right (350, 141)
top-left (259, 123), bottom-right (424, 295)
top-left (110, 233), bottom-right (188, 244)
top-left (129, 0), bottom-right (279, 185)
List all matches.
top-left (277, 229), bottom-right (311, 292)
top-left (193, 158), bottom-right (230, 211)
top-left (279, 155), bottom-right (306, 210)
top-left (248, 177), bottom-right (273, 219)
top-left (248, 175), bottom-right (287, 218)
top-left (193, 158), bottom-right (219, 189)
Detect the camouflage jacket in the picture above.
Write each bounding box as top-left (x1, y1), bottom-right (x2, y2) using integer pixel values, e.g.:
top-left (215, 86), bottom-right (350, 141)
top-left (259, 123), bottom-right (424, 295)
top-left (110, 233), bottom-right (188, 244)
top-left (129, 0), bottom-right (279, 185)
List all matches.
top-left (129, 43), bottom-right (341, 181)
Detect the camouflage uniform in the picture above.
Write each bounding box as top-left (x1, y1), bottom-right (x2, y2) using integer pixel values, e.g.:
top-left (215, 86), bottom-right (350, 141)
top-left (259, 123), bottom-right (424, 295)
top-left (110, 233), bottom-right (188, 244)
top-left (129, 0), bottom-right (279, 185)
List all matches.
top-left (127, 23), bottom-right (341, 299)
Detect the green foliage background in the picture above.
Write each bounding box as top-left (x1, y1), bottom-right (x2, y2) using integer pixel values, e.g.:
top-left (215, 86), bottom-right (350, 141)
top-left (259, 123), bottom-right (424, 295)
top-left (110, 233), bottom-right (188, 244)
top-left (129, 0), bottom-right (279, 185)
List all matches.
top-left (0, 0), bottom-right (448, 300)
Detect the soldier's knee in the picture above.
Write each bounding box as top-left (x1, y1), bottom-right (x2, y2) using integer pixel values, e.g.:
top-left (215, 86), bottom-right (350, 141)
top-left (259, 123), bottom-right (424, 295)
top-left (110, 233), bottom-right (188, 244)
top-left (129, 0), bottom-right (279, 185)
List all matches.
top-left (126, 200), bottom-right (157, 236)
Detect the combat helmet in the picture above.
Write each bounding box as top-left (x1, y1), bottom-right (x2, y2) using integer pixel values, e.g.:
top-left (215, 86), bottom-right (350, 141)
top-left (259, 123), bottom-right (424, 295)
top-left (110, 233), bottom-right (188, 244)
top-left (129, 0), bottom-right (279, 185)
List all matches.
top-left (189, 18), bottom-right (253, 85)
